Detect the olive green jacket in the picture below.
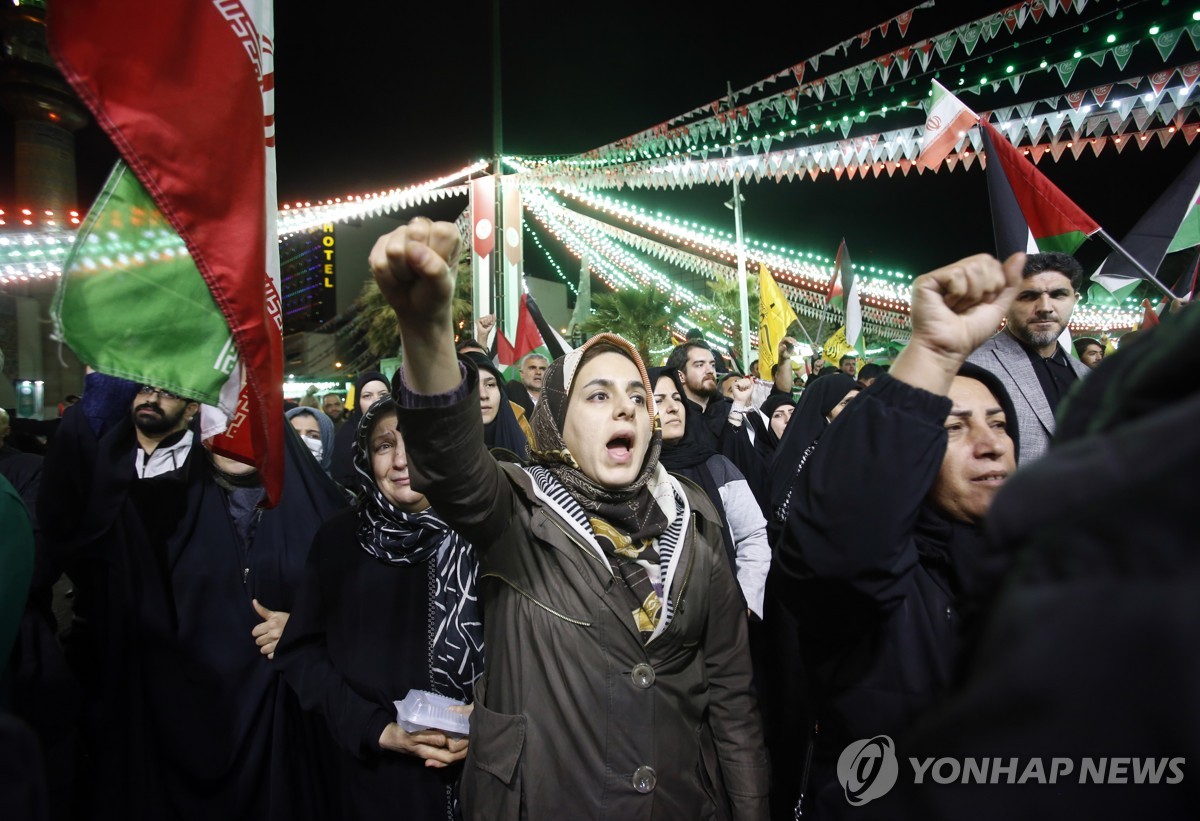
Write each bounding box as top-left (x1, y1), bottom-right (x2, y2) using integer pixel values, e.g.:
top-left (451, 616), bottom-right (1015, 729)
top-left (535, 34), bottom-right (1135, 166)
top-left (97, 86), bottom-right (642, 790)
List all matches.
top-left (397, 370), bottom-right (768, 821)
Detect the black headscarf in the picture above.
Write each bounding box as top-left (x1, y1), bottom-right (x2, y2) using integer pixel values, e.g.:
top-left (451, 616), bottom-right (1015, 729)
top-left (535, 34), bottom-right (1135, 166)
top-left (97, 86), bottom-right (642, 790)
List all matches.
top-left (649, 367), bottom-right (741, 597)
top-left (352, 397), bottom-right (484, 702)
top-left (756, 392), bottom-right (797, 458)
top-left (649, 367), bottom-right (715, 472)
top-left (330, 370), bottom-right (389, 488)
top-left (461, 351), bottom-right (529, 458)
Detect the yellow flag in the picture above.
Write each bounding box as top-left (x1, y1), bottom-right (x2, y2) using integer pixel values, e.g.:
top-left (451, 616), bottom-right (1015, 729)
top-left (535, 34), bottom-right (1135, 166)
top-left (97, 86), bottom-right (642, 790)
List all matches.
top-left (822, 326), bottom-right (855, 373)
top-left (757, 263), bottom-right (800, 381)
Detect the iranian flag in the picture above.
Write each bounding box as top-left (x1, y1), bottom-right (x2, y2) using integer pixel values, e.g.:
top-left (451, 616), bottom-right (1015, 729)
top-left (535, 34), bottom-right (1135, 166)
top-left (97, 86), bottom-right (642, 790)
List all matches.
top-left (49, 1), bottom-right (284, 503)
top-left (980, 119), bottom-right (1100, 258)
top-left (919, 79), bottom-right (979, 169)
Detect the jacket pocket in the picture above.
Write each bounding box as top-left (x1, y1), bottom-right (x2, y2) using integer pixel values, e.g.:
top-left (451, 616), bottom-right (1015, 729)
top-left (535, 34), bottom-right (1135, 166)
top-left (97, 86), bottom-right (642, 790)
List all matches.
top-left (462, 698), bottom-right (528, 820)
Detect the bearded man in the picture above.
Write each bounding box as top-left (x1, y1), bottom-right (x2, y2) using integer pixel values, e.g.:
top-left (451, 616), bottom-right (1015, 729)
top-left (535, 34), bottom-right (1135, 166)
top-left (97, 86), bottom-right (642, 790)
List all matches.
top-left (967, 252), bottom-right (1091, 465)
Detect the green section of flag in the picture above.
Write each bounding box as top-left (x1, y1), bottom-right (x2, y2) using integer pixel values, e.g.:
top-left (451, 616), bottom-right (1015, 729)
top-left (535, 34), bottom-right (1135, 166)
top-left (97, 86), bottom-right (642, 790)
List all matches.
top-left (1087, 280), bottom-right (1141, 307)
top-left (1034, 230), bottom-right (1089, 255)
top-left (1166, 200), bottom-right (1200, 254)
top-left (53, 162), bottom-right (236, 403)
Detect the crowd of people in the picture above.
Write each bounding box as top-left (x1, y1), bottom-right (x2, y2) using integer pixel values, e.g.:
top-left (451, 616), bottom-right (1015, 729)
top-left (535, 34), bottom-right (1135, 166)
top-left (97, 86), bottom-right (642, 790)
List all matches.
top-left (0, 218), bottom-right (1195, 821)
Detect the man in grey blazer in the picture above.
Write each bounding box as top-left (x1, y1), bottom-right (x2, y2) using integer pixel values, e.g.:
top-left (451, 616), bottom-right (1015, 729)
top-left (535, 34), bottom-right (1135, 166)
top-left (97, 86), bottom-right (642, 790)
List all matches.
top-left (967, 252), bottom-right (1092, 465)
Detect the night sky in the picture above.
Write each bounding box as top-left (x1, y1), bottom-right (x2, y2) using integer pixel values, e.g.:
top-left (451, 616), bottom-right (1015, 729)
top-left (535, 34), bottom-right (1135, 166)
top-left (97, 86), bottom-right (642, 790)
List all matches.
top-left (19, 1), bottom-right (1200, 281)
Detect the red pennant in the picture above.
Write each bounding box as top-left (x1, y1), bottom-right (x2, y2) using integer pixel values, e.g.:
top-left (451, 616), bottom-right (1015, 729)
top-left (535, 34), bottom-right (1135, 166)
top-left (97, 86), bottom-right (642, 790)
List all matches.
top-left (1148, 69), bottom-right (1173, 96)
top-left (1088, 136), bottom-right (1107, 157)
top-left (1091, 83), bottom-right (1114, 106)
top-left (1029, 144), bottom-right (1051, 164)
top-left (1180, 62), bottom-right (1200, 89)
top-left (1028, 0), bottom-right (1046, 23)
top-left (833, 165), bottom-right (844, 180)
top-left (1002, 2), bottom-right (1023, 34)
top-left (896, 10), bottom-right (913, 37)
top-left (846, 164), bottom-right (858, 180)
top-left (879, 20), bottom-right (890, 38)
top-left (792, 62), bottom-right (805, 85)
top-left (1065, 90), bottom-right (1086, 110)
top-left (899, 158), bottom-right (912, 176)
top-left (885, 160), bottom-right (898, 176)
top-left (945, 155), bottom-right (959, 173)
top-left (808, 167), bottom-right (821, 181)
top-left (859, 30), bottom-right (872, 48)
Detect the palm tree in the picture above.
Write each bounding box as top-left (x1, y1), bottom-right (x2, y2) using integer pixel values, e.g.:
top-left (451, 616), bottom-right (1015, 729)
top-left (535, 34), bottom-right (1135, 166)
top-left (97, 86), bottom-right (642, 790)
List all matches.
top-left (351, 244), bottom-right (474, 360)
top-left (581, 286), bottom-right (676, 364)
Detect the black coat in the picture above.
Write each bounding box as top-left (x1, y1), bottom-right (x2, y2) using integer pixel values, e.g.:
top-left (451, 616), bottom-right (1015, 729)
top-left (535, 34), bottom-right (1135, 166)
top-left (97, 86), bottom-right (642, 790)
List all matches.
top-left (772, 375), bottom-right (986, 813)
top-left (274, 508), bottom-right (461, 821)
top-left (851, 308), bottom-right (1200, 821)
top-left (38, 383), bottom-right (346, 821)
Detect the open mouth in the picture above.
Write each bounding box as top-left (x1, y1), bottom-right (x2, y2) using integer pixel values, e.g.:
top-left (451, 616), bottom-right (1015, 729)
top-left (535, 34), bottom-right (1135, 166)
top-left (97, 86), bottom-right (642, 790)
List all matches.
top-left (606, 435), bottom-right (634, 463)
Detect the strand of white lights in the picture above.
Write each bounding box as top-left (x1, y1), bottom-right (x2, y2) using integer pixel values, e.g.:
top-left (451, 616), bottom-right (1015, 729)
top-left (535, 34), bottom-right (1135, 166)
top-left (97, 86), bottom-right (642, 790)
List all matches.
top-left (522, 197), bottom-right (639, 292)
top-left (537, 197), bottom-right (706, 307)
top-left (277, 161), bottom-right (486, 235)
top-left (525, 224), bottom-right (579, 296)
top-left (545, 185), bottom-right (914, 304)
top-left (525, 194), bottom-right (734, 333)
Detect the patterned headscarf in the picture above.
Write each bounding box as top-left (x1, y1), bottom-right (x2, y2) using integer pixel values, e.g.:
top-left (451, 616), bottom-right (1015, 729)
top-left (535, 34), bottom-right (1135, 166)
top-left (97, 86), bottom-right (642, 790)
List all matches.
top-left (353, 397), bottom-right (483, 701)
top-left (528, 333), bottom-right (667, 541)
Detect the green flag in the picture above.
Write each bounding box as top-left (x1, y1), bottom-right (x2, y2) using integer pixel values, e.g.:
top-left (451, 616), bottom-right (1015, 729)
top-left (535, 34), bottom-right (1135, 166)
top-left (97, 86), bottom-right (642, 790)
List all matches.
top-left (53, 162), bottom-right (238, 404)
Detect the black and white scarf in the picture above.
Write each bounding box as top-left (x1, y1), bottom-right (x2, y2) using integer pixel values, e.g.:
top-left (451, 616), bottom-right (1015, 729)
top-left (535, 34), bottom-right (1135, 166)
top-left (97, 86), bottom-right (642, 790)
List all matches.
top-left (354, 399), bottom-right (484, 702)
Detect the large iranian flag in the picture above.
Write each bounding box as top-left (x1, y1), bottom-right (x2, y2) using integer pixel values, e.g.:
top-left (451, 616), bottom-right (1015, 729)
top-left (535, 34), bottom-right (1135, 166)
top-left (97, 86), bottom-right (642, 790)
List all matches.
top-left (49, 1), bottom-right (284, 503)
top-left (980, 119), bottom-right (1100, 258)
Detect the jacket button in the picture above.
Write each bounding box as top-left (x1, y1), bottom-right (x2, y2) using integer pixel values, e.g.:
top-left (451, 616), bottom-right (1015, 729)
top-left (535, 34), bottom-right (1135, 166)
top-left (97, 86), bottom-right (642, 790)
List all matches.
top-left (631, 663), bottom-right (655, 689)
top-left (945, 606), bottom-right (953, 621)
top-left (632, 765), bottom-right (657, 793)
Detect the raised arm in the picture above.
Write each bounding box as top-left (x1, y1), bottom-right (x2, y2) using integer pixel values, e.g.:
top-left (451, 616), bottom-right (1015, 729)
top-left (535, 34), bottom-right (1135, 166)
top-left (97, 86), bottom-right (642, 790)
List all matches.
top-left (368, 218), bottom-right (517, 547)
top-left (776, 253), bottom-right (1023, 608)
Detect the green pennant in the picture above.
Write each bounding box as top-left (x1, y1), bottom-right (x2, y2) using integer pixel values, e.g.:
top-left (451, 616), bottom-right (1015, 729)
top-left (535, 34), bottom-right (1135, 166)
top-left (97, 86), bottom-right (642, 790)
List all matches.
top-left (960, 24), bottom-right (982, 56)
top-left (1154, 29), bottom-right (1181, 63)
top-left (53, 162), bottom-right (235, 403)
top-left (1111, 42), bottom-right (1135, 71)
top-left (935, 34), bottom-right (957, 63)
top-left (1189, 21), bottom-right (1200, 51)
top-left (1056, 56), bottom-right (1081, 87)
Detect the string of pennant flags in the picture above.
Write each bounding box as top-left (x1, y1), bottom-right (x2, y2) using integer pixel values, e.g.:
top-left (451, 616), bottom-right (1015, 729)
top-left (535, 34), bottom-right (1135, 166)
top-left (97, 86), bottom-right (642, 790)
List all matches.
top-left (578, 0), bottom-right (1149, 164)
top-left (515, 65), bottom-right (1198, 191)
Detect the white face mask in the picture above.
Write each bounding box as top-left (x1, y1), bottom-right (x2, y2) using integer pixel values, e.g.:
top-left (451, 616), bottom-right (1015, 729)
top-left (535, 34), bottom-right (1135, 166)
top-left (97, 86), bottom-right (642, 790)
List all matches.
top-left (302, 435), bottom-right (324, 461)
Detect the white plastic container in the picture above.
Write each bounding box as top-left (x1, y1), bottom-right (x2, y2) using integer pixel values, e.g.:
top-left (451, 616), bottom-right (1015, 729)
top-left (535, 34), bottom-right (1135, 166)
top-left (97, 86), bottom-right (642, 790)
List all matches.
top-left (394, 689), bottom-right (471, 737)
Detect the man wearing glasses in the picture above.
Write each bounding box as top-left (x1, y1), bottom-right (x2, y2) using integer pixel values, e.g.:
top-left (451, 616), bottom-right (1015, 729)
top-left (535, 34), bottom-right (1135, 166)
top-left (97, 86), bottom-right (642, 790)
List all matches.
top-left (131, 385), bottom-right (201, 479)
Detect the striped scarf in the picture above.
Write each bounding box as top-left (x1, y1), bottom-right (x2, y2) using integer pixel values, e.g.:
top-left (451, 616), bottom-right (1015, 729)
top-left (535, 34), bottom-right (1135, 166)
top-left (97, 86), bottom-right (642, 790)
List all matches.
top-left (526, 464), bottom-right (686, 641)
top-left (354, 399), bottom-right (484, 702)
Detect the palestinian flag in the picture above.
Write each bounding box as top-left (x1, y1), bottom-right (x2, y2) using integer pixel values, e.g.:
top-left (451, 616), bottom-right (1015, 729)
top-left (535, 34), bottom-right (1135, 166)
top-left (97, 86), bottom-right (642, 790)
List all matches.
top-left (1091, 148), bottom-right (1200, 302)
top-left (497, 294), bottom-right (571, 380)
top-left (49, 0), bottom-right (284, 502)
top-left (980, 119), bottom-right (1100, 258)
top-left (828, 239), bottom-right (864, 352)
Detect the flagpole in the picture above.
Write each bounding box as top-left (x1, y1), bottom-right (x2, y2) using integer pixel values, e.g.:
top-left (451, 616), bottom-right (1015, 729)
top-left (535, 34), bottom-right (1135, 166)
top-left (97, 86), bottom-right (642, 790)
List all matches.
top-left (1096, 229), bottom-right (1178, 301)
top-left (726, 82), bottom-right (752, 371)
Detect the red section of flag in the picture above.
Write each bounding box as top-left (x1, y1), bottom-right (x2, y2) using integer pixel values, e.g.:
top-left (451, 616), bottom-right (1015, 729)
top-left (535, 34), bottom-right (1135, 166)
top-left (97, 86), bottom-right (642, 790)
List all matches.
top-left (981, 120), bottom-right (1100, 244)
top-left (513, 295), bottom-right (545, 361)
top-left (827, 240), bottom-right (849, 303)
top-left (502, 179), bottom-right (522, 266)
top-left (471, 176), bottom-right (495, 258)
top-left (49, 0), bottom-right (283, 503)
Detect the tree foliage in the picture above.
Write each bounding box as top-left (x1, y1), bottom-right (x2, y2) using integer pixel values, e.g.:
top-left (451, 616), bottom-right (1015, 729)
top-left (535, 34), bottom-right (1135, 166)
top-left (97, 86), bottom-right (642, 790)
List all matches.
top-left (352, 244), bottom-right (474, 360)
top-left (580, 287), bottom-right (675, 365)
